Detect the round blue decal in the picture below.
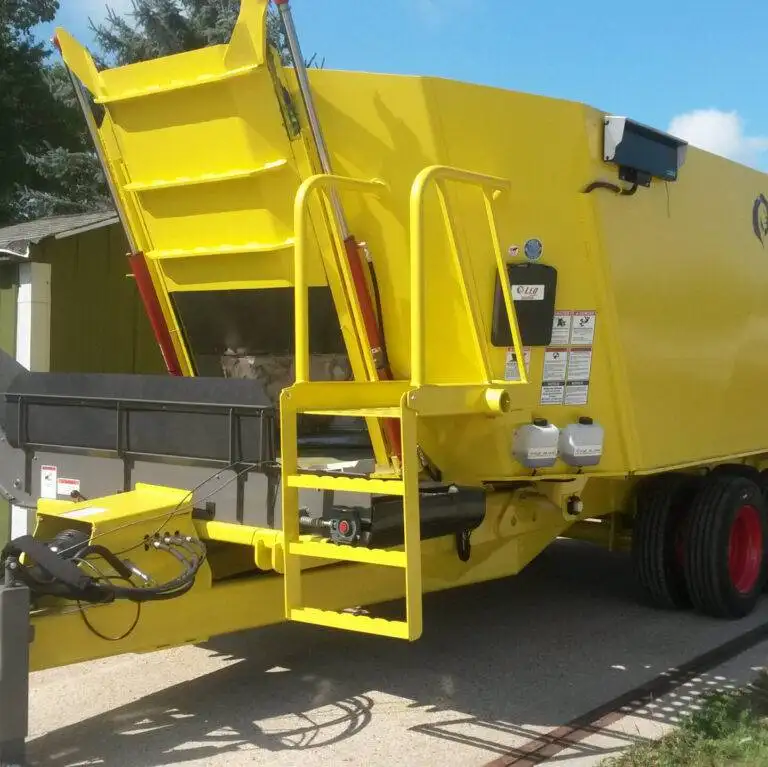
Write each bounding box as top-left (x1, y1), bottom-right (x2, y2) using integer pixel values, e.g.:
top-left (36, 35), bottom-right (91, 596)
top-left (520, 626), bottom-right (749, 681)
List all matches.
top-left (524, 238), bottom-right (543, 261)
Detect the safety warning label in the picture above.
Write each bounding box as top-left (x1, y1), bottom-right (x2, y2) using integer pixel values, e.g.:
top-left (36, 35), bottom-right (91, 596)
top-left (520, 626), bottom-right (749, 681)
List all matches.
top-left (565, 347), bottom-right (592, 405)
top-left (57, 477), bottom-right (81, 497)
top-left (541, 383), bottom-right (566, 405)
top-left (504, 346), bottom-right (531, 381)
top-left (543, 348), bottom-right (568, 382)
top-left (538, 346), bottom-right (595, 406)
top-left (567, 348), bottom-right (592, 381)
top-left (565, 382), bottom-right (589, 406)
top-left (541, 348), bottom-right (568, 404)
top-left (571, 311), bottom-right (596, 345)
top-left (551, 311), bottom-right (572, 346)
top-left (41, 465), bottom-right (57, 500)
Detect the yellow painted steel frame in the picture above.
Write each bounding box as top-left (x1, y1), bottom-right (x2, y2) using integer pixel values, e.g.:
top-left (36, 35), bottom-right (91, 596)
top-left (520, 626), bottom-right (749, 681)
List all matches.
top-left (26, 157), bottom-right (541, 660)
top-left (29, 412), bottom-right (587, 672)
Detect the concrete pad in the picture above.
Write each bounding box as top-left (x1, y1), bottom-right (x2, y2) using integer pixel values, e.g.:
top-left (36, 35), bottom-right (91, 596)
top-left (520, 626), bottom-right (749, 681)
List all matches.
top-left (24, 540), bottom-right (768, 766)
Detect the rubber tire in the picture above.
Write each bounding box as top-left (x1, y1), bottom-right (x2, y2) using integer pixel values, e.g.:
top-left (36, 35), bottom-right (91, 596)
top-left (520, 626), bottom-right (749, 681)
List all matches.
top-left (711, 464), bottom-right (768, 505)
top-left (711, 467), bottom-right (768, 595)
top-left (631, 472), bottom-right (702, 610)
top-left (709, 463), bottom-right (760, 481)
top-left (683, 474), bottom-right (768, 619)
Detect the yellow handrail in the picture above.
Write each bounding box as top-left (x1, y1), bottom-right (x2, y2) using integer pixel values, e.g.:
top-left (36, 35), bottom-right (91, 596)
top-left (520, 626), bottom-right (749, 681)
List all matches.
top-left (293, 173), bottom-right (388, 383)
top-left (408, 165), bottom-right (526, 388)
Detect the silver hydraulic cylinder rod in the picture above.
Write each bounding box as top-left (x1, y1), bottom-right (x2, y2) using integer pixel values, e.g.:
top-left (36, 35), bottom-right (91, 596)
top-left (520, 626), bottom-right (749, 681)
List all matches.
top-left (274, 0), bottom-right (350, 240)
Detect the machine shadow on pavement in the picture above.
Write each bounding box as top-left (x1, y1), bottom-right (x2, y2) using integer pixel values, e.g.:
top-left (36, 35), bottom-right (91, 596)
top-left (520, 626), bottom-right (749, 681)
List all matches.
top-left (26, 540), bottom-right (768, 766)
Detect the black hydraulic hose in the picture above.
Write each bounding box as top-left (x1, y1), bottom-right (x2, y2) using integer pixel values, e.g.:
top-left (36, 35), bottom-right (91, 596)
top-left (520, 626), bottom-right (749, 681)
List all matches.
top-left (582, 180), bottom-right (639, 196)
top-left (77, 544), bottom-right (134, 581)
top-left (10, 536), bottom-right (206, 604)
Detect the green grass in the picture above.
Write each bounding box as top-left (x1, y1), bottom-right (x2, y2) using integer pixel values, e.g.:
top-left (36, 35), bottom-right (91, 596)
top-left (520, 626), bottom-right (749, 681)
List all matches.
top-left (602, 671), bottom-right (768, 767)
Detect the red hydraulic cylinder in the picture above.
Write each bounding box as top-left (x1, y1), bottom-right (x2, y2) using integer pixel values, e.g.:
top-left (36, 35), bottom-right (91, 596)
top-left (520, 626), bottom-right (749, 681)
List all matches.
top-left (128, 252), bottom-right (183, 376)
top-left (343, 236), bottom-right (403, 461)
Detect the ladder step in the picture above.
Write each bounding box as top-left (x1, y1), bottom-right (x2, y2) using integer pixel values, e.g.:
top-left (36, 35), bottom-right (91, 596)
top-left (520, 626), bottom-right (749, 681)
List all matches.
top-left (124, 159), bottom-right (288, 192)
top-left (96, 63), bottom-right (260, 104)
top-left (303, 406), bottom-right (401, 419)
top-left (289, 540), bottom-right (406, 567)
top-left (147, 239), bottom-right (295, 260)
top-left (290, 607), bottom-right (412, 639)
top-left (286, 474), bottom-right (404, 495)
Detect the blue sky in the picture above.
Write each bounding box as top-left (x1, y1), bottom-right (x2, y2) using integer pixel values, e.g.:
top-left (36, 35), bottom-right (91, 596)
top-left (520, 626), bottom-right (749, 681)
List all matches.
top-left (38, 0), bottom-right (767, 170)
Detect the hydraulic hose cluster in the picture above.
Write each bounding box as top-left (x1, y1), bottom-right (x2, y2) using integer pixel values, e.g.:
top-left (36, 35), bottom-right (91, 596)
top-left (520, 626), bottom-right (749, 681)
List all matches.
top-left (1, 528), bottom-right (206, 605)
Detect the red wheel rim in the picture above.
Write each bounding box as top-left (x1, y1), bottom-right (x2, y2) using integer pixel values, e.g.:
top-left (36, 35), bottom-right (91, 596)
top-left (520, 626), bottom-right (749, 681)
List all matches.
top-left (728, 504), bottom-right (763, 593)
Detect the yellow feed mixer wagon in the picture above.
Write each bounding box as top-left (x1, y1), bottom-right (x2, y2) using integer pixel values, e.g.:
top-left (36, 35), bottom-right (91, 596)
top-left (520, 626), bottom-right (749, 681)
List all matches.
top-left (2, 0), bottom-right (768, 760)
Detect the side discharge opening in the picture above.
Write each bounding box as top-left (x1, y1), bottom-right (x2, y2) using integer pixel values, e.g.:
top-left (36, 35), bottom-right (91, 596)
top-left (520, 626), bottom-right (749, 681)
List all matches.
top-left (170, 287), bottom-right (373, 454)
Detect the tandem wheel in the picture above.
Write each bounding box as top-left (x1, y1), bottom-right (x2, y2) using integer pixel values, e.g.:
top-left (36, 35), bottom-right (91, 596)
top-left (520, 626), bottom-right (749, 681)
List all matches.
top-left (632, 471), bottom-right (768, 619)
top-left (631, 472), bottom-right (702, 610)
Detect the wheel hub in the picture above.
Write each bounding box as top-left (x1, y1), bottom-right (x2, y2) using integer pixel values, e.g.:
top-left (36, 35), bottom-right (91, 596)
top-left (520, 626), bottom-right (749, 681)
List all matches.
top-left (728, 504), bottom-right (763, 593)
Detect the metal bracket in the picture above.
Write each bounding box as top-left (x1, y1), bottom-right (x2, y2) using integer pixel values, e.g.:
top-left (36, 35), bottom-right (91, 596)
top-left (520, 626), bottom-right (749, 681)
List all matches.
top-left (0, 566), bottom-right (30, 767)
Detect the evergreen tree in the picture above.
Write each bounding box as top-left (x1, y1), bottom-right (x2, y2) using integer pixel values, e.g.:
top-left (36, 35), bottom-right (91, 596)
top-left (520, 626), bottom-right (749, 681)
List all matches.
top-left (90, 0), bottom-right (300, 68)
top-left (4, 0), bottom-right (306, 224)
top-left (0, 0), bottom-right (109, 224)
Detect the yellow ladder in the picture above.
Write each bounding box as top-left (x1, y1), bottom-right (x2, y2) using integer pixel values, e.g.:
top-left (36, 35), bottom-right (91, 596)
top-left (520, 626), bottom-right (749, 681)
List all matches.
top-left (280, 382), bottom-right (421, 639)
top-left (281, 165), bottom-right (522, 640)
top-left (278, 168), bottom-right (424, 639)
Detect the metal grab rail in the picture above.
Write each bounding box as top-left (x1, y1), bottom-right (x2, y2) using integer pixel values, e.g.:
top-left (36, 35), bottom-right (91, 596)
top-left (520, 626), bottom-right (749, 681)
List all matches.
top-left (292, 174), bottom-right (388, 384)
top-left (295, 167), bottom-right (526, 396)
top-left (409, 165), bottom-right (527, 389)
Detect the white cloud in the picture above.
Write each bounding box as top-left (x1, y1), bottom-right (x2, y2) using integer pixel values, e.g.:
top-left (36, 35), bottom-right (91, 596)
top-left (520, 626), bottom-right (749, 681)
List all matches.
top-left (409, 0), bottom-right (472, 27)
top-left (667, 109), bottom-right (768, 168)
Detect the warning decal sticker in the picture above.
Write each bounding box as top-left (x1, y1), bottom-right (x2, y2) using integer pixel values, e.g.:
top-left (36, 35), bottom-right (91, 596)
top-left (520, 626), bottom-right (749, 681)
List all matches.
top-left (567, 348), bottom-right (592, 381)
top-left (541, 348), bottom-right (568, 405)
top-left (534, 309), bottom-right (598, 406)
top-left (565, 383), bottom-right (589, 406)
top-left (570, 310), bottom-right (596, 345)
top-left (41, 465), bottom-right (57, 500)
top-left (504, 346), bottom-right (531, 381)
top-left (541, 384), bottom-right (566, 405)
top-left (565, 347), bottom-right (593, 406)
top-left (57, 477), bottom-right (81, 497)
top-left (551, 310), bottom-right (572, 346)
top-left (543, 348), bottom-right (568, 382)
